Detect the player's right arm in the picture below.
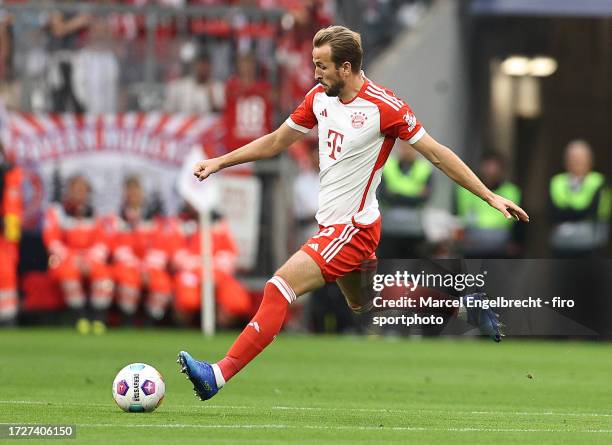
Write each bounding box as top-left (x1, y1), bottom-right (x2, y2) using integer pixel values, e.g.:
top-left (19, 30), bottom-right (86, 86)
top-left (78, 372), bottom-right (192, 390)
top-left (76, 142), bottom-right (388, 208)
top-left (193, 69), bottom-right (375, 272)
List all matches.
top-left (194, 123), bottom-right (306, 181)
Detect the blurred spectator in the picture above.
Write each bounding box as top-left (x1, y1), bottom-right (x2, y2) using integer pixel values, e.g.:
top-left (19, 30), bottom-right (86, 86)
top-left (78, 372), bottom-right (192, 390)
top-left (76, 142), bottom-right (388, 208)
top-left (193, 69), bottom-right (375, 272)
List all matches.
top-left (188, 0), bottom-right (233, 81)
top-left (2, 3), bottom-right (49, 111)
top-left (378, 143), bottom-right (432, 258)
top-left (276, 0), bottom-right (333, 114)
top-left (549, 140), bottom-right (611, 258)
top-left (164, 53), bottom-right (225, 114)
top-left (0, 6), bottom-right (21, 109)
top-left (336, 0), bottom-right (428, 66)
top-left (72, 17), bottom-right (119, 113)
top-left (43, 175), bottom-right (113, 334)
top-left (111, 176), bottom-right (174, 326)
top-left (172, 205), bottom-right (252, 328)
top-left (0, 8), bottom-right (12, 82)
top-left (293, 143), bottom-right (319, 248)
top-left (0, 142), bottom-right (22, 327)
top-left (223, 53), bottom-right (273, 151)
top-left (47, 1), bottom-right (92, 112)
top-left (455, 152), bottom-right (522, 258)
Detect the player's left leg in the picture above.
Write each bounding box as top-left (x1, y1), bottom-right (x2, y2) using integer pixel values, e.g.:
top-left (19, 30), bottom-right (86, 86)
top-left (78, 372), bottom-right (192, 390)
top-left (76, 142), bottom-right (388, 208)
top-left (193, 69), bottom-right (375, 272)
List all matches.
top-left (336, 266), bottom-right (376, 314)
top-left (338, 258), bottom-right (503, 342)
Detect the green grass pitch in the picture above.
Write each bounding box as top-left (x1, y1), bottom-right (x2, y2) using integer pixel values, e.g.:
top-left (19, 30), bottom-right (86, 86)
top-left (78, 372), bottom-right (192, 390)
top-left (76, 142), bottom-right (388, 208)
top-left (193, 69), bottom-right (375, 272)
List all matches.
top-left (1, 329), bottom-right (612, 444)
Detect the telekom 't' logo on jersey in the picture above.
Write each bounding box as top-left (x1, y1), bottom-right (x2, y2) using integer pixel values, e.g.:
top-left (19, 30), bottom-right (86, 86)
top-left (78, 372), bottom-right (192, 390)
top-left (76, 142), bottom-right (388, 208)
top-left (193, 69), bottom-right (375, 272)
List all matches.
top-left (327, 129), bottom-right (344, 160)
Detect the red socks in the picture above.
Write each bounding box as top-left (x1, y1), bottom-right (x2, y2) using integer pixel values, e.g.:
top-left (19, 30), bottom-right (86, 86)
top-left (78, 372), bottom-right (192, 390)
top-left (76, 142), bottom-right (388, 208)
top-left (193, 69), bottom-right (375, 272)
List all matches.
top-left (216, 276), bottom-right (296, 383)
top-left (215, 277), bottom-right (456, 385)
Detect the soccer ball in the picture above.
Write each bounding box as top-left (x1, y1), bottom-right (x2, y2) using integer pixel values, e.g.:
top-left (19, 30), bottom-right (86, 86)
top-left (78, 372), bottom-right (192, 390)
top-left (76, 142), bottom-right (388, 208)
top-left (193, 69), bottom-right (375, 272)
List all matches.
top-left (112, 363), bottom-right (165, 413)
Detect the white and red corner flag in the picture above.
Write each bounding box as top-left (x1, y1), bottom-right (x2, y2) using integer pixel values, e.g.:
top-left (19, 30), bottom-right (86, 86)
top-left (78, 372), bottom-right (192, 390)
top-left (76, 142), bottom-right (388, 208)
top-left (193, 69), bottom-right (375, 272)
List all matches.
top-left (177, 144), bottom-right (219, 336)
top-left (177, 144), bottom-right (219, 212)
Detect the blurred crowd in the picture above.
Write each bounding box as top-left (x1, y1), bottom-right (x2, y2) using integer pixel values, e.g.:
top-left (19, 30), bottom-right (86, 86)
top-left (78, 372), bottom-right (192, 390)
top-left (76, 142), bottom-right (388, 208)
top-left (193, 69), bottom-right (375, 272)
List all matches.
top-left (0, 0), bottom-right (428, 114)
top-left (0, 0), bottom-right (336, 115)
top-left (1, 155), bottom-right (255, 331)
top-left (2, 1), bottom-right (606, 335)
top-left (0, 0), bottom-right (430, 332)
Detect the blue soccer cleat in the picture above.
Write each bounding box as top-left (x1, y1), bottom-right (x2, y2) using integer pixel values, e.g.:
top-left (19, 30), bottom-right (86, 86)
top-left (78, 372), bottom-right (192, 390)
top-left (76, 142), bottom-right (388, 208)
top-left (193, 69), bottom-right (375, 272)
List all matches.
top-left (459, 293), bottom-right (504, 342)
top-left (177, 351), bottom-right (220, 401)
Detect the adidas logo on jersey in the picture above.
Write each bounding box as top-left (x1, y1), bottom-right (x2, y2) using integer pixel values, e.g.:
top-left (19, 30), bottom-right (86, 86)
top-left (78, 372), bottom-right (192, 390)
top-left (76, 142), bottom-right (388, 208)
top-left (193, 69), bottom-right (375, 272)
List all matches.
top-left (320, 109), bottom-right (328, 117)
top-left (307, 243), bottom-right (319, 252)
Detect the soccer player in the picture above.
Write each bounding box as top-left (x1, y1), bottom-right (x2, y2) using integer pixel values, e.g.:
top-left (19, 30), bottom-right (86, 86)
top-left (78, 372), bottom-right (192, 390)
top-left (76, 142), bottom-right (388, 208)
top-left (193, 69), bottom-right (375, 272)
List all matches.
top-left (178, 25), bottom-right (529, 401)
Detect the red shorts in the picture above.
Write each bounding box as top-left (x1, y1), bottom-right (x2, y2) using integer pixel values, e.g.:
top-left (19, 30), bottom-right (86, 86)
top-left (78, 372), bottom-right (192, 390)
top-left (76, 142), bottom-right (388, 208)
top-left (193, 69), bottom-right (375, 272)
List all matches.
top-left (301, 218), bottom-right (381, 282)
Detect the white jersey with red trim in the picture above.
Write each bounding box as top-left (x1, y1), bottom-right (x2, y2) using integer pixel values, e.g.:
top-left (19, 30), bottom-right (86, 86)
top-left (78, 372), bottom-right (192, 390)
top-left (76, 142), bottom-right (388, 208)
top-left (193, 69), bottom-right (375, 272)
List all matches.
top-left (285, 76), bottom-right (426, 227)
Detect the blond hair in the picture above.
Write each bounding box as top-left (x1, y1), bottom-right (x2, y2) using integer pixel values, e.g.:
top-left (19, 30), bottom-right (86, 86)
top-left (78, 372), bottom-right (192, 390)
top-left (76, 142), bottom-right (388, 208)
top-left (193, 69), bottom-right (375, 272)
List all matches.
top-left (313, 25), bottom-right (363, 73)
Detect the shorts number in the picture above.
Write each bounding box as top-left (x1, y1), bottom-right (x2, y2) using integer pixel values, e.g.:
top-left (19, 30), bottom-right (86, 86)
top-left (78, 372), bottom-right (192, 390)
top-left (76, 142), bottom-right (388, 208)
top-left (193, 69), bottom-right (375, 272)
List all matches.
top-left (313, 227), bottom-right (335, 239)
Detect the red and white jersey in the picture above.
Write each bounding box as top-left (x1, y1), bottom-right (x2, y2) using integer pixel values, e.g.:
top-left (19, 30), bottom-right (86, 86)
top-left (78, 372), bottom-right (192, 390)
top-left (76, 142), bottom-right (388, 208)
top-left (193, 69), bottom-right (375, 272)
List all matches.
top-left (285, 76), bottom-right (426, 226)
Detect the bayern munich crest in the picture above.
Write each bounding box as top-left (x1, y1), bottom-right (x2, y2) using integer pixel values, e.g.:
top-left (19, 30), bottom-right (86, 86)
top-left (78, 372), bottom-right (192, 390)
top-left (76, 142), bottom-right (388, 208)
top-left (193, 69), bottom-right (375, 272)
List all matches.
top-left (351, 112), bottom-right (367, 129)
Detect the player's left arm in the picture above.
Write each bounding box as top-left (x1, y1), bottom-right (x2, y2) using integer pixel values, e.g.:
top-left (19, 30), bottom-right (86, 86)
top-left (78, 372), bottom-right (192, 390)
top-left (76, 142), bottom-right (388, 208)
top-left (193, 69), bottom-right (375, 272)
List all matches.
top-left (409, 135), bottom-right (529, 222)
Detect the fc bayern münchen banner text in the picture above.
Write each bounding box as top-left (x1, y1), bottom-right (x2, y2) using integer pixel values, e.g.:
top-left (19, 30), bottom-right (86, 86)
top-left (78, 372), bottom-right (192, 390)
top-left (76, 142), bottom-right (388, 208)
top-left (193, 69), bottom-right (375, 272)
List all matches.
top-left (0, 111), bottom-right (261, 270)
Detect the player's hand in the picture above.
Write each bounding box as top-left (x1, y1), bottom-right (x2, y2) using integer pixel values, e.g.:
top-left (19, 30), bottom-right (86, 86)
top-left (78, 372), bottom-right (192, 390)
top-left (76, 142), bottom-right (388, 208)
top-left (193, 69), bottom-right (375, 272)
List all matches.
top-left (487, 194), bottom-right (530, 222)
top-left (193, 158), bottom-right (222, 181)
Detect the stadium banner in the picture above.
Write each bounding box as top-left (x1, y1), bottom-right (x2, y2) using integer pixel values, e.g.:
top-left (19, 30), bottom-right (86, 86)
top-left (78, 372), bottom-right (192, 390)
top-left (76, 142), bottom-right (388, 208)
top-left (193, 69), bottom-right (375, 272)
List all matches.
top-left (0, 111), bottom-right (261, 270)
top-left (369, 259), bottom-right (612, 338)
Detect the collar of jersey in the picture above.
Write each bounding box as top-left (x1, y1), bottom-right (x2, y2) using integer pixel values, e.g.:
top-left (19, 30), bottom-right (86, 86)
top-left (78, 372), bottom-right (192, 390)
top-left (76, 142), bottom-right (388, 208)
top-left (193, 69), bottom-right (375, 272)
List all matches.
top-left (338, 75), bottom-right (369, 105)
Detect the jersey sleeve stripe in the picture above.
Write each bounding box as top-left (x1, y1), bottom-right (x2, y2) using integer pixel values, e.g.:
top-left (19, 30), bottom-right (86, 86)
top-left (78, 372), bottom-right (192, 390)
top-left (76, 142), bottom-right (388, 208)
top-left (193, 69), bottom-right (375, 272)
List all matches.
top-left (407, 127), bottom-right (426, 144)
top-left (358, 136), bottom-right (395, 212)
top-left (306, 83), bottom-right (324, 96)
top-left (285, 117), bottom-right (312, 133)
top-left (367, 83), bottom-right (405, 108)
top-left (364, 87), bottom-right (400, 111)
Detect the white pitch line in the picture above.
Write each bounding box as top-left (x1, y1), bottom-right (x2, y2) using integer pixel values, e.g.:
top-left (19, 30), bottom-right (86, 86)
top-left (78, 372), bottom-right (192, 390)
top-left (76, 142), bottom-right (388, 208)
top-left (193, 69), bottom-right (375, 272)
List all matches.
top-left (0, 401), bottom-right (107, 407)
top-left (75, 423), bottom-right (612, 433)
top-left (471, 411), bottom-right (612, 418)
top-left (2, 401), bottom-right (612, 419)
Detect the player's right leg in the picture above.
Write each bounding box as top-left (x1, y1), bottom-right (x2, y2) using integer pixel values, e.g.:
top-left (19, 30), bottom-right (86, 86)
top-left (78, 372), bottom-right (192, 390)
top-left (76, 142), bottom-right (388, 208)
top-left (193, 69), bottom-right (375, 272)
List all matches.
top-left (178, 249), bottom-right (325, 401)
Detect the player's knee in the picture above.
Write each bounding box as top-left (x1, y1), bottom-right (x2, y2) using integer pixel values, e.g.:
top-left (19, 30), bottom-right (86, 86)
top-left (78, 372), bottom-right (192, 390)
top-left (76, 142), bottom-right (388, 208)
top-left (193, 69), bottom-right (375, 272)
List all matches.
top-left (273, 251), bottom-right (325, 296)
top-left (348, 300), bottom-right (374, 314)
top-left (265, 276), bottom-right (297, 305)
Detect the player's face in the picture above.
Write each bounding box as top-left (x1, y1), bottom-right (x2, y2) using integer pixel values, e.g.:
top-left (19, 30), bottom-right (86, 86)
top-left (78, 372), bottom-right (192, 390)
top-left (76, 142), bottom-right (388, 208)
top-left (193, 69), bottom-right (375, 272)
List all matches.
top-left (313, 45), bottom-right (345, 97)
